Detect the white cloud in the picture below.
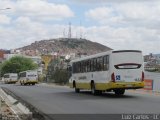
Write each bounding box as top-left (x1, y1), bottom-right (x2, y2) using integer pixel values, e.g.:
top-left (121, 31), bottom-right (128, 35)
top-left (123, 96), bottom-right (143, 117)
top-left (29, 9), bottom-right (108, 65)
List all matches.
top-left (85, 1), bottom-right (160, 26)
top-left (0, 14), bottom-right (11, 24)
top-left (85, 7), bottom-right (113, 21)
top-left (0, 0), bottom-right (74, 21)
top-left (84, 26), bottom-right (160, 55)
top-left (71, 0), bottom-right (154, 4)
top-left (15, 0), bottom-right (74, 21)
top-left (116, 2), bottom-right (160, 21)
top-left (83, 1), bottom-right (160, 55)
top-left (0, 0), bottom-right (160, 55)
top-left (0, 18), bottom-right (159, 55)
top-left (0, 16), bottom-right (69, 49)
top-left (85, 7), bottom-right (123, 25)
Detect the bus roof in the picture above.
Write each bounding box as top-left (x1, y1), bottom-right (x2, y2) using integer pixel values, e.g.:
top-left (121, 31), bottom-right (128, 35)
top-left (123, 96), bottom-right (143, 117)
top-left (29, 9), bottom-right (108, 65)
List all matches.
top-left (112, 50), bottom-right (142, 53)
top-left (4, 73), bottom-right (17, 75)
top-left (70, 50), bottom-right (142, 63)
top-left (19, 70), bottom-right (37, 74)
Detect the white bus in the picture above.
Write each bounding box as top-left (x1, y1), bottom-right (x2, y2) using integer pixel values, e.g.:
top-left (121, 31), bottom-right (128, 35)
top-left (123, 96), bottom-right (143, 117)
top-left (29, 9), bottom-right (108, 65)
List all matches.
top-left (3, 73), bottom-right (18, 84)
top-left (69, 50), bottom-right (144, 95)
top-left (19, 70), bottom-right (38, 85)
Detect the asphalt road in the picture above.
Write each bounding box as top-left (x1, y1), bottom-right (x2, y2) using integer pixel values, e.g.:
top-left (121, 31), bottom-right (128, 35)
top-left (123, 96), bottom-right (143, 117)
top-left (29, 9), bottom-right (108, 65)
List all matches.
top-left (0, 83), bottom-right (160, 120)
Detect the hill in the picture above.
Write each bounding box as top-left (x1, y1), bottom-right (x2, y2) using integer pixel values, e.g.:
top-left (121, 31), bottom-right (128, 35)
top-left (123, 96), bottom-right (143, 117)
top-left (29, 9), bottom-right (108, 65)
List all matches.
top-left (17, 38), bottom-right (112, 55)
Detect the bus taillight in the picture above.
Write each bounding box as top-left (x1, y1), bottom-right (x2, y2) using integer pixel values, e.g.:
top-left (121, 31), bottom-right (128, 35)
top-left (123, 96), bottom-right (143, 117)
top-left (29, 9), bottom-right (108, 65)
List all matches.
top-left (111, 72), bottom-right (115, 82)
top-left (142, 71), bottom-right (144, 81)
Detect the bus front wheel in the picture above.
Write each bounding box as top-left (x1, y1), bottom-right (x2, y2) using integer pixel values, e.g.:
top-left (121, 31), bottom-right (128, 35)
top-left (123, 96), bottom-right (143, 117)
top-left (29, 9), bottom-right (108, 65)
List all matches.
top-left (74, 82), bottom-right (80, 93)
top-left (114, 89), bottom-right (125, 95)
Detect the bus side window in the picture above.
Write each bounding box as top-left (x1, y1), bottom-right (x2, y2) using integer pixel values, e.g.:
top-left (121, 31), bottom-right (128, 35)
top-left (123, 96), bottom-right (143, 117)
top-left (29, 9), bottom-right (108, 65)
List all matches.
top-left (103, 55), bottom-right (109, 71)
top-left (91, 59), bottom-right (94, 72)
top-left (81, 61), bottom-right (85, 73)
top-left (79, 62), bottom-right (81, 73)
top-left (77, 62), bottom-right (79, 73)
top-left (73, 62), bottom-right (77, 73)
top-left (96, 57), bottom-right (103, 71)
top-left (93, 58), bottom-right (97, 71)
top-left (75, 62), bottom-right (78, 73)
top-left (73, 63), bottom-right (75, 73)
top-left (87, 60), bottom-right (91, 72)
top-left (97, 57), bottom-right (100, 71)
top-left (99, 57), bottom-right (103, 71)
top-left (67, 65), bottom-right (72, 72)
top-left (85, 61), bottom-right (87, 72)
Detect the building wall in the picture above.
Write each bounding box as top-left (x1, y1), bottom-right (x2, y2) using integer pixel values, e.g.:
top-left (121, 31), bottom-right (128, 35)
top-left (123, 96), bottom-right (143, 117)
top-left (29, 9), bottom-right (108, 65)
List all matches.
top-left (0, 50), bottom-right (5, 59)
top-left (0, 50), bottom-right (5, 63)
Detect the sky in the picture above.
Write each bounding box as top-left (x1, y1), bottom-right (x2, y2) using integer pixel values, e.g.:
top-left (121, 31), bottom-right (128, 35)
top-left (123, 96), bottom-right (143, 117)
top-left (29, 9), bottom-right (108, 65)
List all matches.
top-left (0, 0), bottom-right (160, 55)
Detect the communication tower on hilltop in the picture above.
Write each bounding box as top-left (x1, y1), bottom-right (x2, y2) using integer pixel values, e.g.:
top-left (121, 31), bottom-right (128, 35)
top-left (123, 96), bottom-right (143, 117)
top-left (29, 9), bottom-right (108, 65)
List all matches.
top-left (80, 21), bottom-right (82, 39)
top-left (63, 28), bottom-right (66, 38)
top-left (68, 22), bottom-right (72, 38)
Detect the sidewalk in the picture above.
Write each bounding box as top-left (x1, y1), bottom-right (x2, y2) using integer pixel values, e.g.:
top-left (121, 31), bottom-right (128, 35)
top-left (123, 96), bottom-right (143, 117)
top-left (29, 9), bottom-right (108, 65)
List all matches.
top-left (128, 89), bottom-right (160, 96)
top-left (39, 82), bottom-right (69, 88)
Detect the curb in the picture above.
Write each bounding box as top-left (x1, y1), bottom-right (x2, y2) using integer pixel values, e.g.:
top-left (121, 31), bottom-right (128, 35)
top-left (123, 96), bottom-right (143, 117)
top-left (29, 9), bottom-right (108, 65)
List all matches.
top-left (0, 88), bottom-right (32, 120)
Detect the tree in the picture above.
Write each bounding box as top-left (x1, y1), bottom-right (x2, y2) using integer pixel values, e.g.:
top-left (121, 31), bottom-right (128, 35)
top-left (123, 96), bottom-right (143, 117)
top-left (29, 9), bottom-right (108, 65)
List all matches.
top-left (51, 68), bottom-right (69, 84)
top-left (47, 58), bottom-right (69, 84)
top-left (0, 56), bottom-right (38, 76)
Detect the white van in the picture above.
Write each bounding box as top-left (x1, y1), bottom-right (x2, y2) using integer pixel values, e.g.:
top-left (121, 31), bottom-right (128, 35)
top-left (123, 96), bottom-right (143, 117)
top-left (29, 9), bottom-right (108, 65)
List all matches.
top-left (4, 73), bottom-right (18, 84)
top-left (19, 70), bottom-right (38, 85)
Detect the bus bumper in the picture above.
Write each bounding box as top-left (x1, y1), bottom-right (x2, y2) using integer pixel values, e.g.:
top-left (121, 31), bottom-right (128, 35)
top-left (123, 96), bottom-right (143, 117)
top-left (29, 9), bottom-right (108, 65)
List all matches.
top-left (7, 80), bottom-right (18, 84)
top-left (69, 82), bottom-right (144, 90)
top-left (21, 80), bottom-right (38, 84)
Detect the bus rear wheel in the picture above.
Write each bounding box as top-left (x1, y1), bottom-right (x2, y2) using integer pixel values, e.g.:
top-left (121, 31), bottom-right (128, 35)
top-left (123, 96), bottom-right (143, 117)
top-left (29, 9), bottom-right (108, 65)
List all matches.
top-left (75, 87), bottom-right (80, 93)
top-left (91, 82), bottom-right (99, 95)
top-left (114, 89), bottom-right (125, 95)
top-left (20, 82), bottom-right (23, 85)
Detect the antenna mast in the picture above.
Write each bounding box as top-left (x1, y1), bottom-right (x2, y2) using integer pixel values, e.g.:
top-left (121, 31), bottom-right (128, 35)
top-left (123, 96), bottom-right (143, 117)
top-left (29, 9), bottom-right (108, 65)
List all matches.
top-left (80, 21), bottom-right (82, 39)
top-left (68, 22), bottom-right (72, 38)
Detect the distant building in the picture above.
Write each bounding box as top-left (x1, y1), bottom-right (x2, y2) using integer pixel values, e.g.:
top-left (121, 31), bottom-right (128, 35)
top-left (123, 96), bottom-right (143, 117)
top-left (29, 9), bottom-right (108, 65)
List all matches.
top-left (24, 50), bottom-right (39, 56)
top-left (144, 53), bottom-right (160, 71)
top-left (26, 56), bottom-right (42, 65)
top-left (0, 50), bottom-right (5, 63)
top-left (152, 54), bottom-right (160, 60)
top-left (4, 53), bottom-right (42, 65)
top-left (10, 49), bottom-right (21, 54)
top-left (4, 54), bottom-right (20, 60)
top-left (0, 50), bottom-right (11, 63)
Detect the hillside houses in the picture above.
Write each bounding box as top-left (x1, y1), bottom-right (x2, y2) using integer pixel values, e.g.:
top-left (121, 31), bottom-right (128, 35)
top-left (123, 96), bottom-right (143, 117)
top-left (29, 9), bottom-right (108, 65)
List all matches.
top-left (144, 53), bottom-right (160, 71)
